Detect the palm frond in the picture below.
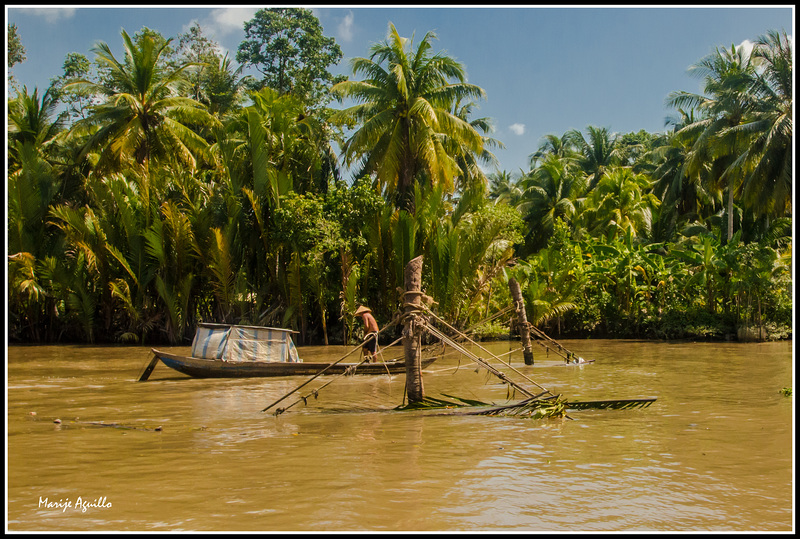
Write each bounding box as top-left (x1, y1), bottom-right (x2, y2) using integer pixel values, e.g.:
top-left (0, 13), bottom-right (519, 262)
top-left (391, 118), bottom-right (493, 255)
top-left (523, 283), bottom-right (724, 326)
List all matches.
top-left (565, 398), bottom-right (657, 410)
top-left (395, 393), bottom-right (657, 417)
top-left (471, 395), bottom-right (567, 418)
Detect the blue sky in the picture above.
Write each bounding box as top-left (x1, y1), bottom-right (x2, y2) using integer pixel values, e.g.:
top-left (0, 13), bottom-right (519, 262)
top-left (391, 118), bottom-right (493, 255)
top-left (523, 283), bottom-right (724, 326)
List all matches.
top-left (6, 5), bottom-right (794, 176)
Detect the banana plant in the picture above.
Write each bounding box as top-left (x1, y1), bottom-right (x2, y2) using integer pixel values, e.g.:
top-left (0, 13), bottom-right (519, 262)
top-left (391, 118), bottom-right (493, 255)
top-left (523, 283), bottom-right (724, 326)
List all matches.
top-left (670, 232), bottom-right (733, 314)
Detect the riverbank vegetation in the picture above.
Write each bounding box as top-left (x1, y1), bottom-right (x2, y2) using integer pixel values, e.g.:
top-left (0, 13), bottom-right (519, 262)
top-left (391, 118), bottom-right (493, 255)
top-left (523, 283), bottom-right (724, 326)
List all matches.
top-left (7, 10), bottom-right (793, 345)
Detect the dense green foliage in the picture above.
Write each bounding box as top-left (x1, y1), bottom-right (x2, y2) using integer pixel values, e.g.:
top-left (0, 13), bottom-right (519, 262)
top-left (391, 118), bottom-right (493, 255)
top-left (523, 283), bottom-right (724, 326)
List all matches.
top-left (7, 18), bottom-right (792, 345)
top-left (237, 8), bottom-right (345, 106)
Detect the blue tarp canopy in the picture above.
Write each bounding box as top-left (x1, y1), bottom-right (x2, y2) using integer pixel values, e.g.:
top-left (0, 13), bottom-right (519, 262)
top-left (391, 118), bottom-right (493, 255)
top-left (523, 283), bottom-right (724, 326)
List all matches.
top-left (191, 324), bottom-right (301, 363)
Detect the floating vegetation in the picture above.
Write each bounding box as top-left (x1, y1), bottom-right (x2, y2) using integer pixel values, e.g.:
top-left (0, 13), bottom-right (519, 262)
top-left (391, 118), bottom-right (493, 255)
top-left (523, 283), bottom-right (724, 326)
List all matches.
top-left (394, 395), bottom-right (489, 411)
top-left (395, 393), bottom-right (656, 420)
top-left (473, 395), bottom-right (568, 419)
top-left (779, 387), bottom-right (792, 397)
top-left (566, 398), bottom-right (657, 411)
top-left (396, 394), bottom-right (568, 419)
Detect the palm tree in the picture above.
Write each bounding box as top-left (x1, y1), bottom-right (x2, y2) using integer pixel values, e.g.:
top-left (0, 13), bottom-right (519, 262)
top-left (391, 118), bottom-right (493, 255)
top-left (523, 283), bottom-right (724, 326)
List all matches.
top-left (7, 86), bottom-right (65, 171)
top-left (666, 42), bottom-right (759, 242)
top-left (528, 132), bottom-right (577, 170)
top-left (8, 87), bottom-right (67, 256)
top-left (64, 29), bottom-right (219, 173)
top-left (650, 110), bottom-right (698, 213)
top-left (586, 166), bottom-right (659, 240)
top-left (48, 203), bottom-right (117, 342)
top-left (423, 184), bottom-right (519, 327)
top-left (488, 170), bottom-right (524, 206)
top-left (226, 87), bottom-right (336, 201)
top-left (331, 23), bottom-right (486, 211)
top-left (646, 109), bottom-right (720, 242)
top-left (518, 153), bottom-right (584, 254)
top-left (448, 99), bottom-right (503, 199)
top-left (509, 255), bottom-right (581, 335)
top-left (565, 126), bottom-right (621, 192)
top-left (736, 30), bottom-right (793, 220)
top-left (145, 200), bottom-right (197, 343)
top-left (202, 53), bottom-right (252, 117)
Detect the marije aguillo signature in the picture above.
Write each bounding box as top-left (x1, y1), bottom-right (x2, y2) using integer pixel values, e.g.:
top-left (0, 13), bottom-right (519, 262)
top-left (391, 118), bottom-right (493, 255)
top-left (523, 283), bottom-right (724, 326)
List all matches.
top-left (39, 496), bottom-right (112, 513)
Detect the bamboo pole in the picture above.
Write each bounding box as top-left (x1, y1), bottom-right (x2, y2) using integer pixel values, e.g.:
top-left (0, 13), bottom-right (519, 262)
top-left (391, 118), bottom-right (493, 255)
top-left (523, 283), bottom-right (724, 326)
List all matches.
top-left (423, 323), bottom-right (538, 399)
top-left (261, 338), bottom-right (371, 413)
top-left (403, 255), bottom-right (425, 404)
top-left (508, 278), bottom-right (534, 365)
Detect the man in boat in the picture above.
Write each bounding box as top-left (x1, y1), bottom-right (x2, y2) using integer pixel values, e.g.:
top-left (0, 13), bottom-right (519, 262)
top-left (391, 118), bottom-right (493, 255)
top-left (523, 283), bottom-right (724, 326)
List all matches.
top-left (355, 305), bottom-right (380, 362)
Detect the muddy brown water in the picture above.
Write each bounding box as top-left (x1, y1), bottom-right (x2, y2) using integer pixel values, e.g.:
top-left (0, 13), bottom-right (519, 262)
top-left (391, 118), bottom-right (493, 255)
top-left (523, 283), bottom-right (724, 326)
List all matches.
top-left (6, 339), bottom-right (794, 532)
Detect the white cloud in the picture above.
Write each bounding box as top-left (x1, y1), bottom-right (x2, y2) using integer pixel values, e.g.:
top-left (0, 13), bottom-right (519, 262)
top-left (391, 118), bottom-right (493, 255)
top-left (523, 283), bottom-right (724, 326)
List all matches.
top-left (202, 7), bottom-right (258, 39)
top-left (337, 10), bottom-right (355, 43)
top-left (509, 123), bottom-right (526, 136)
top-left (737, 39), bottom-right (755, 58)
top-left (15, 7), bottom-right (77, 23)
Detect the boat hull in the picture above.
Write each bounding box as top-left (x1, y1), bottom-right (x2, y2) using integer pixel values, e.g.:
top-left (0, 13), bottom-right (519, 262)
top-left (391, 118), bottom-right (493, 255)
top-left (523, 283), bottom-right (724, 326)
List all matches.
top-left (151, 349), bottom-right (437, 378)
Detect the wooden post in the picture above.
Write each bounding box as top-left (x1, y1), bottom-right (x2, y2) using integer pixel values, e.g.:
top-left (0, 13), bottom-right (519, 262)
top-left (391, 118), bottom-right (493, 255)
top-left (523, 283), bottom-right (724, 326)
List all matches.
top-left (137, 353), bottom-right (160, 382)
top-left (509, 278), bottom-right (534, 365)
top-left (403, 255), bottom-right (425, 403)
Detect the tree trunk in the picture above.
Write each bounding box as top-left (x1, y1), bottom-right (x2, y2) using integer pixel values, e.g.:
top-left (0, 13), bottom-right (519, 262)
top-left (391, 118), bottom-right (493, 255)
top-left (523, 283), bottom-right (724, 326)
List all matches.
top-left (727, 185), bottom-right (734, 243)
top-left (320, 304), bottom-right (329, 345)
top-left (509, 278), bottom-right (534, 365)
top-left (403, 255), bottom-right (425, 403)
top-left (341, 248), bottom-right (350, 346)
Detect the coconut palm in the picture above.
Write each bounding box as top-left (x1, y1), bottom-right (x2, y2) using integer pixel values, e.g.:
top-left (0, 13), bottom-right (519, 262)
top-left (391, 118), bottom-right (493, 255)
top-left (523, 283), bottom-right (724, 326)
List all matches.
top-left (488, 170), bottom-right (524, 206)
top-left (518, 153), bottom-right (585, 253)
top-left (565, 126), bottom-right (621, 192)
top-left (666, 42), bottom-right (759, 242)
top-left (528, 132), bottom-right (577, 170)
top-left (646, 109), bottom-right (722, 242)
top-left (585, 166), bottom-right (659, 240)
top-left (447, 99), bottom-right (503, 200)
top-left (736, 30), bottom-right (793, 220)
top-left (331, 23), bottom-right (486, 211)
top-left (64, 29), bottom-right (219, 173)
top-left (7, 86), bottom-right (65, 171)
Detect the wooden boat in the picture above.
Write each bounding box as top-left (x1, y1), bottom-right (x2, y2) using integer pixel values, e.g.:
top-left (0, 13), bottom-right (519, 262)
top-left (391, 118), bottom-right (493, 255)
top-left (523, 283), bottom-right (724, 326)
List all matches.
top-left (152, 349), bottom-right (438, 378)
top-left (143, 322), bottom-right (436, 380)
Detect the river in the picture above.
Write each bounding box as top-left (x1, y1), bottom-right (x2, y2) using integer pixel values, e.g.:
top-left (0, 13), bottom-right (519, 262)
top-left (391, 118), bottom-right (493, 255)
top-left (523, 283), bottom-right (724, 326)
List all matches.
top-left (6, 338), bottom-right (794, 532)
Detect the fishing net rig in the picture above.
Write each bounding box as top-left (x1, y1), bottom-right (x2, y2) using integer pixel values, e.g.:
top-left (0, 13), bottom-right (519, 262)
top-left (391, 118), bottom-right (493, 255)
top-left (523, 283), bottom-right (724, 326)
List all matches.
top-left (259, 313), bottom-right (448, 416)
top-left (261, 301), bottom-right (655, 418)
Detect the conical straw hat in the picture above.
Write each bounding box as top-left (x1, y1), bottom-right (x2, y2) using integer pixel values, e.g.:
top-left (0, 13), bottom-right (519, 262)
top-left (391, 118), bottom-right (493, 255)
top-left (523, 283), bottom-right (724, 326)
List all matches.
top-left (354, 305), bottom-right (372, 315)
